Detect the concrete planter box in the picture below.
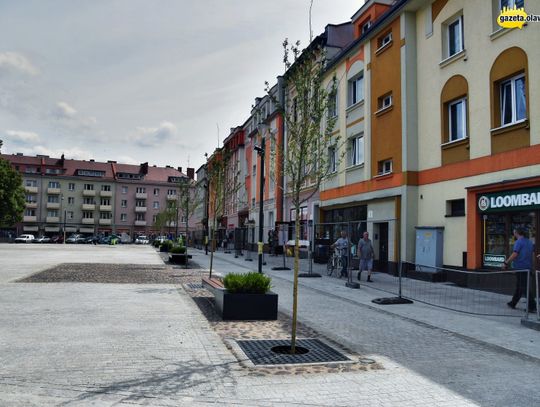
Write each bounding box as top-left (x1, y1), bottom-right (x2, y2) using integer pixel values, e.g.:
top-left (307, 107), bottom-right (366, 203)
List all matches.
top-left (169, 253), bottom-right (192, 264)
top-left (215, 290), bottom-right (278, 321)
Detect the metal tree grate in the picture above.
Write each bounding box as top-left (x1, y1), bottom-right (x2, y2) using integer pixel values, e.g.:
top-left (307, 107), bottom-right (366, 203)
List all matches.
top-left (186, 283), bottom-right (203, 289)
top-left (236, 338), bottom-right (350, 365)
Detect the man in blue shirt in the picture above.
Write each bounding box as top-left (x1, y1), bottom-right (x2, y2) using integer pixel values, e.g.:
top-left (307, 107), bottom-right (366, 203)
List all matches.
top-left (503, 228), bottom-right (536, 312)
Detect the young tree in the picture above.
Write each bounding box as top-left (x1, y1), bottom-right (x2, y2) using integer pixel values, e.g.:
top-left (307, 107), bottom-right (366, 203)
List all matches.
top-left (176, 176), bottom-right (203, 268)
top-left (206, 148), bottom-right (241, 277)
top-left (0, 140), bottom-right (26, 227)
top-left (266, 39), bottom-right (340, 353)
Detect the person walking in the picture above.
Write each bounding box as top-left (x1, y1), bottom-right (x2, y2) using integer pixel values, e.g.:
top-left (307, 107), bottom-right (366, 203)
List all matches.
top-left (503, 228), bottom-right (536, 312)
top-left (358, 231), bottom-right (375, 282)
top-left (332, 230), bottom-right (350, 278)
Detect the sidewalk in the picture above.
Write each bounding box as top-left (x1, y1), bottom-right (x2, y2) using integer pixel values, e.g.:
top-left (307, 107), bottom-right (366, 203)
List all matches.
top-left (200, 248), bottom-right (540, 361)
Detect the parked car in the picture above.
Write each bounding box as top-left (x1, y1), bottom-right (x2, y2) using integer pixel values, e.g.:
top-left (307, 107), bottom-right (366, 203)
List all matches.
top-left (51, 235), bottom-right (64, 244)
top-left (33, 236), bottom-right (51, 243)
top-left (14, 234), bottom-right (35, 243)
top-left (135, 235), bottom-right (149, 244)
top-left (98, 234), bottom-right (120, 245)
top-left (66, 234), bottom-right (85, 244)
top-left (153, 235), bottom-right (168, 244)
top-left (83, 236), bottom-right (99, 244)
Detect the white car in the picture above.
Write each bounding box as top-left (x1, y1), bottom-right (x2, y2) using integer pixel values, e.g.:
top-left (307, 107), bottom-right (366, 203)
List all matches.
top-left (14, 234), bottom-right (35, 243)
top-left (135, 235), bottom-right (149, 244)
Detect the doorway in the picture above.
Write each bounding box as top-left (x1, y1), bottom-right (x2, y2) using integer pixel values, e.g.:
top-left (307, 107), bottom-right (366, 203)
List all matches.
top-left (375, 222), bottom-right (389, 272)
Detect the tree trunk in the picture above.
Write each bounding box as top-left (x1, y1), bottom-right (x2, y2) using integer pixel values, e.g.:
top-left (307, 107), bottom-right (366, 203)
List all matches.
top-left (291, 207), bottom-right (301, 354)
top-left (209, 218), bottom-right (218, 278)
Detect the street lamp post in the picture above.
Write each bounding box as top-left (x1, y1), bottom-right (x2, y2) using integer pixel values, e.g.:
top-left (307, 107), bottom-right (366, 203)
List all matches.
top-left (255, 124), bottom-right (267, 274)
top-left (204, 153), bottom-right (209, 255)
top-left (61, 195), bottom-right (66, 244)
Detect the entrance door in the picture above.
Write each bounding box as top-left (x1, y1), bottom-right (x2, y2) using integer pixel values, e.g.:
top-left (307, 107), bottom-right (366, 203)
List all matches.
top-left (376, 222), bottom-right (389, 272)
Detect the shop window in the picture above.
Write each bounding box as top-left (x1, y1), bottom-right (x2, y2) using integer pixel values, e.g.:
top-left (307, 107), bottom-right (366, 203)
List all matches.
top-left (446, 199), bottom-right (465, 217)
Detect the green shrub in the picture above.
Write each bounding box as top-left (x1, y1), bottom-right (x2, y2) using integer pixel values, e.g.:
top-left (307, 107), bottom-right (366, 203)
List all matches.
top-left (170, 245), bottom-right (186, 254)
top-left (152, 240), bottom-right (160, 248)
top-left (160, 240), bottom-right (174, 251)
top-left (223, 272), bottom-right (272, 294)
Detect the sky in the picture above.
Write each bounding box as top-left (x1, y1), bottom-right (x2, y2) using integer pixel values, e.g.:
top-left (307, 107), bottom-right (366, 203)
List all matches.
top-left (0, 0), bottom-right (361, 171)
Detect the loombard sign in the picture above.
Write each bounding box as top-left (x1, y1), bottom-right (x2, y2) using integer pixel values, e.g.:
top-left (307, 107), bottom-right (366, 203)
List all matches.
top-left (478, 187), bottom-right (540, 213)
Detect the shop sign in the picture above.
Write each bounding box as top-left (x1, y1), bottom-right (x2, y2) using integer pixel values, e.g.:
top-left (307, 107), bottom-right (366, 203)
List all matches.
top-left (483, 254), bottom-right (505, 267)
top-left (478, 187), bottom-right (540, 213)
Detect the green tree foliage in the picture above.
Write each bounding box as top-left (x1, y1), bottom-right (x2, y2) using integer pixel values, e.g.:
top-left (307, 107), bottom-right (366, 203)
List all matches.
top-left (0, 140), bottom-right (26, 227)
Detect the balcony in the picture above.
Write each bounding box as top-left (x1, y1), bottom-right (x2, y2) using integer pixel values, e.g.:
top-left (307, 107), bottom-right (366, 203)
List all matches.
top-left (47, 188), bottom-right (61, 195)
top-left (82, 218), bottom-right (95, 225)
top-left (135, 206), bottom-right (147, 213)
top-left (100, 205), bottom-right (112, 211)
top-left (23, 216), bottom-right (37, 222)
top-left (46, 202), bottom-right (60, 209)
top-left (99, 219), bottom-right (112, 225)
top-left (82, 190), bottom-right (96, 197)
top-left (167, 194), bottom-right (177, 200)
top-left (134, 220), bottom-right (147, 226)
top-left (135, 192), bottom-right (147, 199)
top-left (25, 202), bottom-right (37, 209)
top-left (25, 186), bottom-right (38, 193)
top-left (100, 190), bottom-right (112, 197)
top-left (46, 216), bottom-right (60, 223)
top-left (82, 204), bottom-right (96, 211)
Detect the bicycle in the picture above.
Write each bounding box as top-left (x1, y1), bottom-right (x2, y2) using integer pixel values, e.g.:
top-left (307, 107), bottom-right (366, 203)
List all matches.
top-left (327, 249), bottom-right (343, 277)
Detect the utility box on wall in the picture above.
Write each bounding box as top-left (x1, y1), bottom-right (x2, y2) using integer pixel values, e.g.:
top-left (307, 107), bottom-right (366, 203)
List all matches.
top-left (415, 227), bottom-right (444, 270)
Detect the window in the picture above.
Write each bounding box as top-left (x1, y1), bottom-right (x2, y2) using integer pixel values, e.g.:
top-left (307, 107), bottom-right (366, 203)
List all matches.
top-left (446, 199), bottom-right (465, 217)
top-left (167, 189), bottom-right (176, 196)
top-left (83, 197), bottom-right (95, 204)
top-left (361, 20), bottom-right (371, 35)
top-left (152, 215), bottom-right (158, 223)
top-left (68, 183), bottom-right (75, 191)
top-left (448, 98), bottom-right (467, 141)
top-left (378, 94), bottom-right (393, 110)
top-left (47, 195), bottom-right (59, 203)
top-left (68, 197), bottom-right (74, 204)
top-left (349, 135), bottom-right (364, 167)
top-left (101, 185), bottom-right (111, 191)
top-left (136, 200), bottom-right (146, 207)
top-left (120, 213), bottom-right (127, 222)
top-left (447, 16), bottom-right (464, 58)
top-left (136, 187), bottom-right (146, 193)
top-left (153, 188), bottom-right (159, 196)
top-left (77, 169), bottom-right (105, 177)
top-left (121, 199), bottom-right (127, 208)
top-left (349, 74), bottom-right (364, 106)
top-left (328, 146), bottom-right (337, 173)
top-left (45, 168), bottom-right (62, 174)
top-left (378, 159), bottom-right (393, 175)
top-left (24, 209), bottom-right (36, 216)
top-left (135, 213), bottom-right (145, 221)
top-left (83, 184), bottom-right (94, 191)
top-left (328, 89), bottom-right (338, 117)
top-left (377, 31), bottom-right (392, 51)
top-left (500, 0), bottom-right (524, 9)
top-left (83, 211), bottom-right (94, 219)
top-left (25, 195), bottom-right (36, 203)
top-left (68, 211), bottom-right (74, 219)
top-left (121, 186), bottom-right (128, 194)
top-left (25, 179), bottom-right (37, 187)
top-left (100, 198), bottom-right (110, 206)
top-left (48, 181), bottom-right (60, 189)
top-left (500, 74), bottom-right (526, 126)
top-left (100, 212), bottom-right (112, 219)
top-left (25, 167), bottom-right (37, 174)
top-left (47, 209), bottom-right (59, 218)
top-left (252, 164), bottom-right (256, 176)
top-left (153, 201), bottom-right (160, 209)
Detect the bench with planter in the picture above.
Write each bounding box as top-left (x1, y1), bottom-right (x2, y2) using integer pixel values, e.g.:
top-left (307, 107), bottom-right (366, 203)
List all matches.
top-left (202, 274), bottom-right (278, 321)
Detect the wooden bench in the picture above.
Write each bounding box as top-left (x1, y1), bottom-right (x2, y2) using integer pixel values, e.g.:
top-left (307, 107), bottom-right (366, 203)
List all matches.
top-left (201, 276), bottom-right (225, 295)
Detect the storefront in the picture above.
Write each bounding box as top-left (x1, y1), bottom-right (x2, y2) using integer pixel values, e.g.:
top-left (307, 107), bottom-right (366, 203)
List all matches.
top-left (468, 180), bottom-right (540, 269)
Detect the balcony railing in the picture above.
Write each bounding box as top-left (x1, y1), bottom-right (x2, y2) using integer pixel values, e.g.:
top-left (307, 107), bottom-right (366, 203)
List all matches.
top-left (24, 186), bottom-right (38, 193)
top-left (82, 204), bottom-right (96, 211)
top-left (46, 216), bottom-right (60, 223)
top-left (135, 206), bottom-right (147, 213)
top-left (82, 218), bottom-right (95, 224)
top-left (99, 219), bottom-right (112, 225)
top-left (25, 202), bottom-right (37, 209)
top-left (82, 190), bottom-right (96, 197)
top-left (46, 202), bottom-right (60, 209)
top-left (100, 205), bottom-right (112, 211)
top-left (100, 190), bottom-right (112, 197)
top-left (23, 216), bottom-right (37, 222)
top-left (47, 188), bottom-right (61, 195)
top-left (135, 192), bottom-right (147, 199)
top-left (167, 194), bottom-right (177, 200)
top-left (134, 220), bottom-right (147, 226)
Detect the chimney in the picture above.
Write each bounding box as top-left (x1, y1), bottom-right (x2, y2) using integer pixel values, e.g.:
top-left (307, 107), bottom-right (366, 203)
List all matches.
top-left (187, 167), bottom-right (195, 180)
top-left (140, 162), bottom-right (149, 174)
top-left (178, 166), bottom-right (182, 173)
top-left (107, 160), bottom-right (117, 163)
top-left (89, 159), bottom-right (95, 162)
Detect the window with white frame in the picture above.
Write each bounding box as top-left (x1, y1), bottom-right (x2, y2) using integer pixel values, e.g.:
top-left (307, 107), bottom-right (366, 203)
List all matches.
top-left (349, 135), bottom-right (364, 167)
top-left (153, 201), bottom-right (159, 209)
top-left (121, 186), bottom-right (128, 194)
top-left (377, 31), bottom-right (392, 51)
top-left (135, 213), bottom-right (145, 221)
top-left (378, 159), bottom-right (393, 175)
top-left (83, 211), bottom-right (93, 219)
top-left (47, 209), bottom-right (58, 218)
top-left (153, 188), bottom-right (159, 196)
top-left (25, 179), bottom-right (37, 187)
top-left (68, 197), bottom-right (74, 204)
top-left (68, 183), bottom-right (75, 191)
top-left (500, 0), bottom-right (524, 9)
top-left (121, 199), bottom-right (127, 208)
top-left (328, 89), bottom-right (338, 118)
top-left (120, 213), bottom-right (127, 222)
top-left (83, 197), bottom-right (95, 205)
top-left (328, 146), bottom-right (337, 173)
top-left (100, 198), bottom-right (110, 206)
top-left (447, 15), bottom-right (464, 58)
top-left (83, 183), bottom-right (94, 190)
top-left (101, 184), bottom-right (111, 191)
top-left (68, 211), bottom-right (74, 219)
top-left (500, 74), bottom-right (526, 126)
top-left (349, 74), bottom-right (364, 106)
top-left (24, 208), bottom-right (36, 216)
top-left (448, 98), bottom-right (467, 141)
top-left (361, 20), bottom-right (371, 35)
top-left (136, 187), bottom-right (146, 193)
top-left (48, 181), bottom-right (60, 189)
top-left (378, 93), bottom-right (393, 111)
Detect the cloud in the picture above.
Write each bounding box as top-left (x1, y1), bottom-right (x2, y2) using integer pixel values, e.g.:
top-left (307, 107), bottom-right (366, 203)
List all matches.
top-left (116, 155), bottom-right (138, 165)
top-left (53, 101), bottom-right (77, 119)
top-left (4, 130), bottom-right (41, 144)
top-left (0, 52), bottom-right (39, 76)
top-left (132, 121), bottom-right (179, 147)
top-left (12, 145), bottom-right (92, 161)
